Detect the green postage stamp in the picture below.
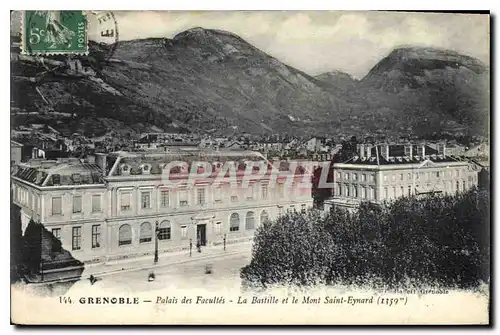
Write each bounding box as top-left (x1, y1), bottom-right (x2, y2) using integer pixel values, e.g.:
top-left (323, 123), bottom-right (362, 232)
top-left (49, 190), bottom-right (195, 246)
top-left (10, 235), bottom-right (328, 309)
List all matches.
top-left (22, 11), bottom-right (87, 55)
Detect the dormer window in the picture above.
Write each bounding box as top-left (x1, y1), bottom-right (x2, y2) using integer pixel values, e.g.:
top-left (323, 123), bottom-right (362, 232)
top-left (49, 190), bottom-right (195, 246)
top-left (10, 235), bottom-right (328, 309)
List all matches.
top-left (120, 164), bottom-right (131, 175)
top-left (91, 173), bottom-right (101, 183)
top-left (141, 164), bottom-right (152, 174)
top-left (72, 173), bottom-right (81, 184)
top-left (52, 174), bottom-right (61, 185)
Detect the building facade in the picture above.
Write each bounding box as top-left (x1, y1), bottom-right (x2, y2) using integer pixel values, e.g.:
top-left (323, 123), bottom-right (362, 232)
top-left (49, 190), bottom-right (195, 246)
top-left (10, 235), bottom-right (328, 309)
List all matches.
top-left (324, 143), bottom-right (480, 212)
top-left (12, 150), bottom-right (313, 267)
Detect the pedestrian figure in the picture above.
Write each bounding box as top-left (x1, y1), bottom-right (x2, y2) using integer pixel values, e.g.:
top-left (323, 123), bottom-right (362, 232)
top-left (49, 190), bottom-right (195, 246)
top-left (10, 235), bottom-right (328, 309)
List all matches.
top-left (89, 274), bottom-right (97, 285)
top-left (196, 238), bottom-right (202, 253)
top-left (205, 264), bottom-right (213, 275)
top-left (148, 272), bottom-right (155, 282)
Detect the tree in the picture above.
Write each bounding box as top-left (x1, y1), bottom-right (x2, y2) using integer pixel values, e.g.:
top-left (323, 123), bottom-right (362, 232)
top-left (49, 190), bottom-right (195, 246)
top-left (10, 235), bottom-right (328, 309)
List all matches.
top-left (241, 189), bottom-right (490, 290)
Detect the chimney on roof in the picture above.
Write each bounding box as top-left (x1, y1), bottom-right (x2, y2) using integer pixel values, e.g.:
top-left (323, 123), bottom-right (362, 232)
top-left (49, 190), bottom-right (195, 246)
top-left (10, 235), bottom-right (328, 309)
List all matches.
top-left (416, 144), bottom-right (426, 158)
top-left (404, 144), bottom-right (413, 158)
top-left (365, 144), bottom-right (372, 158)
top-left (95, 153), bottom-right (107, 174)
top-left (358, 144), bottom-right (365, 158)
top-left (437, 142), bottom-right (446, 156)
top-left (380, 144), bottom-right (390, 160)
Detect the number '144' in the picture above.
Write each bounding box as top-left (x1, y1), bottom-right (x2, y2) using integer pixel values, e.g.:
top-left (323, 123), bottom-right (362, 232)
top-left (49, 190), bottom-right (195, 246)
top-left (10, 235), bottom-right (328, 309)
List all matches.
top-left (59, 296), bottom-right (72, 304)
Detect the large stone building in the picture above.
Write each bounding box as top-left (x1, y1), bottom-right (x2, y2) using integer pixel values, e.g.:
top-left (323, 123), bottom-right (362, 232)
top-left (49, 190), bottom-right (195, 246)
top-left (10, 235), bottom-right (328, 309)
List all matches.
top-left (11, 149), bottom-right (313, 270)
top-left (324, 143), bottom-right (480, 212)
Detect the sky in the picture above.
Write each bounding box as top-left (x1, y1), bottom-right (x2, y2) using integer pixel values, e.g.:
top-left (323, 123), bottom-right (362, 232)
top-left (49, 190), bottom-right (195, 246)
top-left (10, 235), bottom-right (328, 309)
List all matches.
top-left (13, 11), bottom-right (490, 78)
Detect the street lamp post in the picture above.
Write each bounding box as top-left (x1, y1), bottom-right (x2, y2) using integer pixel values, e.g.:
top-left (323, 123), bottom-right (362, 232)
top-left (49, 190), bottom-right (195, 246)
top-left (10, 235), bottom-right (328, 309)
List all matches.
top-left (154, 220), bottom-right (159, 265)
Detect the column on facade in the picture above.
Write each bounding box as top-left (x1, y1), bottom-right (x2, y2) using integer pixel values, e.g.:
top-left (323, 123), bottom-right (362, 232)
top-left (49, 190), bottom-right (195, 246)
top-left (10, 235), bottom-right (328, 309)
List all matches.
top-left (155, 184), bottom-right (160, 213)
top-left (40, 194), bottom-right (45, 222)
top-left (134, 186), bottom-right (139, 215)
top-left (376, 170), bottom-right (383, 201)
top-left (109, 187), bottom-right (114, 217)
top-left (106, 222), bottom-right (112, 255)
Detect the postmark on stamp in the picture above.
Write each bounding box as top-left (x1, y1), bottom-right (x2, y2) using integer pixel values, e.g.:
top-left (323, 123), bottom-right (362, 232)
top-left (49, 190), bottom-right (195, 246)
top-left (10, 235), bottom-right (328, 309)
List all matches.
top-left (87, 11), bottom-right (120, 60)
top-left (22, 10), bottom-right (88, 55)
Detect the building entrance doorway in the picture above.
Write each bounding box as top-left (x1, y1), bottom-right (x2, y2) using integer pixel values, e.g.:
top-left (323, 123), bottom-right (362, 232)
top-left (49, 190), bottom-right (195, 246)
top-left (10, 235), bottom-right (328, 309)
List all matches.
top-left (196, 224), bottom-right (207, 246)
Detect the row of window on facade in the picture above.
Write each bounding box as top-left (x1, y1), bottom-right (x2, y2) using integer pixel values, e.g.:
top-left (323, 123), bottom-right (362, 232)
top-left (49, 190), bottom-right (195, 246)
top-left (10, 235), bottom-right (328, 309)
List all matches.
top-left (337, 171), bottom-right (376, 183)
top-left (48, 183), bottom-right (282, 216)
top-left (336, 180), bottom-right (474, 199)
top-left (50, 194), bottom-right (102, 216)
top-left (14, 186), bottom-right (40, 212)
top-left (147, 184), bottom-right (279, 206)
top-left (337, 169), bottom-right (468, 183)
top-left (50, 210), bottom-right (273, 251)
top-left (336, 184), bottom-right (376, 199)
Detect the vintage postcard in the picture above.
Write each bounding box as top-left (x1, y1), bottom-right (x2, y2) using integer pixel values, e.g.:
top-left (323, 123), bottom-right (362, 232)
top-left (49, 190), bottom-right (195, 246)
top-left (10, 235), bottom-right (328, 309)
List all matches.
top-left (10, 10), bottom-right (490, 325)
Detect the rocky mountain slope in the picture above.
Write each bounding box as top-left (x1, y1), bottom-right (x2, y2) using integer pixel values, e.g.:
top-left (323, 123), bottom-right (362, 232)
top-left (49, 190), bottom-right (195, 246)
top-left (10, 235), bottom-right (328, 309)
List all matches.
top-left (11, 28), bottom-right (344, 137)
top-left (314, 47), bottom-right (489, 137)
top-left (10, 29), bottom-right (489, 138)
top-left (359, 47), bottom-right (489, 136)
top-left (314, 70), bottom-right (359, 92)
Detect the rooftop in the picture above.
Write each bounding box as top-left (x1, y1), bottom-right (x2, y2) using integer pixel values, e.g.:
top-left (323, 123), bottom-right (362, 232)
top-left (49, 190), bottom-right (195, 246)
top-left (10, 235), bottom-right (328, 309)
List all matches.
top-left (344, 143), bottom-right (469, 166)
top-left (108, 149), bottom-right (267, 176)
top-left (12, 158), bottom-right (103, 186)
top-left (345, 154), bottom-right (462, 166)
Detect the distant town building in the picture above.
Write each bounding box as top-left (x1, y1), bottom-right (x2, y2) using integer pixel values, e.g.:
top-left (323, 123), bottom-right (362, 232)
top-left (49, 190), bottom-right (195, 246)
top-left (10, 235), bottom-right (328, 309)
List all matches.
top-left (324, 143), bottom-right (480, 212)
top-left (464, 142), bottom-right (489, 158)
top-left (305, 137), bottom-right (326, 153)
top-left (10, 140), bottom-right (23, 166)
top-left (442, 143), bottom-right (466, 156)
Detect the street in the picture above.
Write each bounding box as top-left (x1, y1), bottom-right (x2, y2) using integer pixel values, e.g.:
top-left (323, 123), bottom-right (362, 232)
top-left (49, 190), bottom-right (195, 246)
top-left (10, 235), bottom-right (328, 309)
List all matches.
top-left (22, 249), bottom-right (253, 296)
top-left (91, 251), bottom-right (252, 294)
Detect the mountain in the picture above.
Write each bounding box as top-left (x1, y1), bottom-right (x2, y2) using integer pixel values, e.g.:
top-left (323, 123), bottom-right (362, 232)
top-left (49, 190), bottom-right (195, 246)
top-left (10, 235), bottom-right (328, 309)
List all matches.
top-left (358, 47), bottom-right (490, 137)
top-left (315, 70), bottom-right (359, 92)
top-left (11, 28), bottom-right (345, 137)
top-left (10, 30), bottom-right (490, 139)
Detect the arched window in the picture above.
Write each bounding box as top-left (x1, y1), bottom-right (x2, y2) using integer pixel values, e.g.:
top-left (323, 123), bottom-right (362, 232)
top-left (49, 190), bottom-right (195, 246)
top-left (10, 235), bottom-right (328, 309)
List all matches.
top-left (139, 222), bottom-right (152, 243)
top-left (245, 211), bottom-right (255, 230)
top-left (260, 210), bottom-right (270, 224)
top-left (230, 213), bottom-right (240, 232)
top-left (118, 224), bottom-right (132, 246)
top-left (158, 220), bottom-right (171, 240)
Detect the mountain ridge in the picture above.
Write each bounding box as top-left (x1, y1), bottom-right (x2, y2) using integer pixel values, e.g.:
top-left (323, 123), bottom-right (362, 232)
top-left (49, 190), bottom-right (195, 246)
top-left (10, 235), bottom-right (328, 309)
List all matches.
top-left (10, 28), bottom-right (489, 138)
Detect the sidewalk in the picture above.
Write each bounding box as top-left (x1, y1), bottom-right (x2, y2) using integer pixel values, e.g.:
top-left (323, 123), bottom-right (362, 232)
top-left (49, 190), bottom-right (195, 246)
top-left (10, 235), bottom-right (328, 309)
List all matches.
top-left (26, 240), bottom-right (253, 285)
